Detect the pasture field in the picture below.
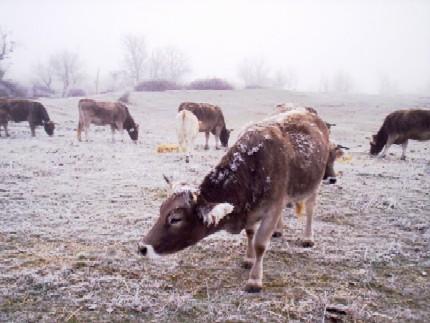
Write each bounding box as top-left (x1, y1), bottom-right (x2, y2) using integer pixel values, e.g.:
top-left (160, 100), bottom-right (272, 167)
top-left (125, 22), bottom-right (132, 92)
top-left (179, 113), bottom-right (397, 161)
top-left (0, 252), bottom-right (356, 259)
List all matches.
top-left (1, 90), bottom-right (429, 322)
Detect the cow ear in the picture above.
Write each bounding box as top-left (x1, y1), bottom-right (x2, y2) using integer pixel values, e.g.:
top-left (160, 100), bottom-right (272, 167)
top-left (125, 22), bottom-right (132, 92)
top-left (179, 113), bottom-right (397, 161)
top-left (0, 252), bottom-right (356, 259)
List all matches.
top-left (201, 203), bottom-right (234, 226)
top-left (163, 174), bottom-right (173, 188)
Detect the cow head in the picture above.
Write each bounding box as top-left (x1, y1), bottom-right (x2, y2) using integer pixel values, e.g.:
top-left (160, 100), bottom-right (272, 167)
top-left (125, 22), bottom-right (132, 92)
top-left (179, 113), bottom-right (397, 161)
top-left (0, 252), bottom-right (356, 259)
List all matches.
top-left (138, 177), bottom-right (234, 257)
top-left (369, 134), bottom-right (384, 155)
top-left (220, 127), bottom-right (233, 147)
top-left (43, 121), bottom-right (55, 136)
top-left (323, 143), bottom-right (345, 184)
top-left (127, 123), bottom-right (139, 141)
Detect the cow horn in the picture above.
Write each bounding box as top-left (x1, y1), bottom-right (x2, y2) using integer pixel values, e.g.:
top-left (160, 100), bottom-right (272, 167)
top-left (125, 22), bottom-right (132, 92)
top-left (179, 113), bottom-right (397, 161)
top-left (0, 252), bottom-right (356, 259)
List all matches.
top-left (162, 174), bottom-right (172, 185)
top-left (326, 122), bottom-right (336, 127)
top-left (336, 144), bottom-right (350, 150)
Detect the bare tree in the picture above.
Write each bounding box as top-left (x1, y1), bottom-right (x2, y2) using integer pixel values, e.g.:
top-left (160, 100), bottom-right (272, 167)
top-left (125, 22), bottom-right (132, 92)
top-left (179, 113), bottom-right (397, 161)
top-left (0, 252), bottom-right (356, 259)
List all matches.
top-left (273, 68), bottom-right (298, 90)
top-left (148, 46), bottom-right (190, 82)
top-left (238, 57), bottom-right (270, 88)
top-left (34, 62), bottom-right (54, 91)
top-left (122, 34), bottom-right (147, 85)
top-left (0, 27), bottom-right (15, 80)
top-left (319, 74), bottom-right (330, 93)
top-left (50, 50), bottom-right (83, 97)
top-left (332, 70), bottom-right (354, 93)
top-left (378, 75), bottom-right (398, 95)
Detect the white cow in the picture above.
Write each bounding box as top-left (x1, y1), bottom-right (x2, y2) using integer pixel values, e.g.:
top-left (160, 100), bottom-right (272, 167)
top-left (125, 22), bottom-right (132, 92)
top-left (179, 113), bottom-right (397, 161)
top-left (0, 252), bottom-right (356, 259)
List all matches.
top-left (176, 110), bottom-right (199, 163)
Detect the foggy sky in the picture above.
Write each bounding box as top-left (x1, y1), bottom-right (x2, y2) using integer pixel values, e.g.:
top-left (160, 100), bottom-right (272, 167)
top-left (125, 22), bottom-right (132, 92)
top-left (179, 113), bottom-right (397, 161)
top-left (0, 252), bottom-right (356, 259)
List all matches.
top-left (1, 0), bottom-right (429, 94)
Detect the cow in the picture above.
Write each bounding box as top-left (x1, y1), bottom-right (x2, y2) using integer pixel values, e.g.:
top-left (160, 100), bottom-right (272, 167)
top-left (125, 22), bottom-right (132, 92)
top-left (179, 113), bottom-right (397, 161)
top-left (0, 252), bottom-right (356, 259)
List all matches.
top-left (0, 99), bottom-right (55, 137)
top-left (138, 110), bottom-right (332, 292)
top-left (275, 103), bottom-right (335, 129)
top-left (369, 109), bottom-right (430, 160)
top-left (178, 102), bottom-right (233, 150)
top-left (77, 99), bottom-right (139, 142)
top-left (176, 109), bottom-right (199, 163)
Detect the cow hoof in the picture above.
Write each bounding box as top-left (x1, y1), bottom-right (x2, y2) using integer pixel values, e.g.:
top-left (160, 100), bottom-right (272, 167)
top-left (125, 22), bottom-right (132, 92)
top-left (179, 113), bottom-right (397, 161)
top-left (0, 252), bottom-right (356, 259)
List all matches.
top-left (245, 280), bottom-right (262, 293)
top-left (204, 145), bottom-right (209, 150)
top-left (400, 156), bottom-right (406, 161)
top-left (302, 240), bottom-right (315, 248)
top-left (241, 258), bottom-right (254, 269)
top-left (272, 231), bottom-right (282, 238)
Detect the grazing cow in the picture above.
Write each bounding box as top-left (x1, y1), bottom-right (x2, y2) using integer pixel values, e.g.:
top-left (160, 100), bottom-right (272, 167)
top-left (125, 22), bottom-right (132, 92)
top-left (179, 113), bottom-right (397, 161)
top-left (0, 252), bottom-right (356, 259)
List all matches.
top-left (77, 99), bottom-right (139, 142)
top-left (370, 109), bottom-right (430, 160)
top-left (176, 109), bottom-right (199, 163)
top-left (178, 102), bottom-right (232, 150)
top-left (0, 99), bottom-right (55, 137)
top-left (139, 110), bottom-right (332, 292)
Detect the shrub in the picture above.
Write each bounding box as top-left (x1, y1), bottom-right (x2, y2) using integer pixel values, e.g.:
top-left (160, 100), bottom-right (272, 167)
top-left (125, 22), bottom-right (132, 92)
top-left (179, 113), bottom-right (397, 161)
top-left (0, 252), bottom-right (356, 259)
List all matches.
top-left (32, 84), bottom-right (55, 98)
top-left (134, 79), bottom-right (180, 92)
top-left (118, 92), bottom-right (130, 104)
top-left (67, 88), bottom-right (86, 97)
top-left (187, 78), bottom-right (234, 90)
top-left (0, 80), bottom-right (28, 98)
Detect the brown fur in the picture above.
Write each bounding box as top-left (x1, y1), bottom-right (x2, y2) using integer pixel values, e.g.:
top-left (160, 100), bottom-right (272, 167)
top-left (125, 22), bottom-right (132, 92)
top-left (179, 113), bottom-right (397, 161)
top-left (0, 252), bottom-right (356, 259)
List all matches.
top-left (178, 102), bottom-right (231, 148)
top-left (77, 99), bottom-right (139, 142)
top-left (370, 109), bottom-right (430, 158)
top-left (139, 111), bottom-right (331, 292)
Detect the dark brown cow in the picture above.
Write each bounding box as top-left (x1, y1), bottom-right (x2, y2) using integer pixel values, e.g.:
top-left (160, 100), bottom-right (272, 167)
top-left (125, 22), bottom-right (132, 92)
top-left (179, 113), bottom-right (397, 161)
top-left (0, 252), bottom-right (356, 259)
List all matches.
top-left (178, 102), bottom-right (232, 149)
top-left (77, 99), bottom-right (139, 142)
top-left (370, 109), bottom-right (430, 159)
top-left (0, 99), bottom-right (55, 137)
top-left (139, 110), bottom-right (332, 292)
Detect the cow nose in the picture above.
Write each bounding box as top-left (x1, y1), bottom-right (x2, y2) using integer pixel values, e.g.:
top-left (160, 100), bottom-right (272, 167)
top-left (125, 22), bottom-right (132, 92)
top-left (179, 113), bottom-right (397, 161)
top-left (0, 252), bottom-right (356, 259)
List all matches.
top-left (329, 177), bottom-right (337, 184)
top-left (138, 242), bottom-right (148, 256)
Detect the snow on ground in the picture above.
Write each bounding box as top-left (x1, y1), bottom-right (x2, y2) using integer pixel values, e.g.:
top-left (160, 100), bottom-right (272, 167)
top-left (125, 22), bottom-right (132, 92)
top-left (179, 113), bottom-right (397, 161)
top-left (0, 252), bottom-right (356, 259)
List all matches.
top-left (1, 89), bottom-right (429, 322)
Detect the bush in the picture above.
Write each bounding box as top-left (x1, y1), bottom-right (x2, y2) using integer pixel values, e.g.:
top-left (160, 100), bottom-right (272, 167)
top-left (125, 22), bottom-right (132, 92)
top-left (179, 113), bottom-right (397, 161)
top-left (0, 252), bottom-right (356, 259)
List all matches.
top-left (67, 88), bottom-right (86, 97)
top-left (0, 80), bottom-right (28, 98)
top-left (32, 84), bottom-right (55, 98)
top-left (134, 79), bottom-right (180, 92)
top-left (187, 78), bottom-right (234, 90)
top-left (118, 92), bottom-right (130, 104)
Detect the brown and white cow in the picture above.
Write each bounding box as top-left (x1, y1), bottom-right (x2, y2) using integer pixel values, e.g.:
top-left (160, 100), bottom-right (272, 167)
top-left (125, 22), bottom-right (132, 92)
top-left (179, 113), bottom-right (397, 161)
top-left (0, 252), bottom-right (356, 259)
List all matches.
top-left (139, 110), bottom-right (332, 292)
top-left (0, 99), bottom-right (55, 137)
top-left (370, 109), bottom-right (430, 160)
top-left (274, 103), bottom-right (335, 129)
top-left (77, 99), bottom-right (139, 142)
top-left (178, 102), bottom-right (232, 150)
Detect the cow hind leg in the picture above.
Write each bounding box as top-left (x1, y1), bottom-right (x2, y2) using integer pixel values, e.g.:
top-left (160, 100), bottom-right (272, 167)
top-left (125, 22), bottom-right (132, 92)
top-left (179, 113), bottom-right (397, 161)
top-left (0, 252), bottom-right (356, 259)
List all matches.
top-left (77, 121), bottom-right (83, 141)
top-left (111, 125), bottom-right (116, 143)
top-left (245, 202), bottom-right (283, 293)
top-left (272, 215), bottom-right (284, 238)
top-left (29, 123), bottom-right (36, 137)
top-left (400, 140), bottom-right (408, 160)
top-left (302, 193), bottom-right (317, 248)
top-left (4, 123), bottom-right (9, 137)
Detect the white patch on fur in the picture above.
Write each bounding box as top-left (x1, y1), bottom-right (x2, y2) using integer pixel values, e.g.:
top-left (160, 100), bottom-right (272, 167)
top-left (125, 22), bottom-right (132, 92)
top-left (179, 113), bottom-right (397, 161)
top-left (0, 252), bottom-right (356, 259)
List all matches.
top-left (139, 244), bottom-right (160, 259)
top-left (171, 181), bottom-right (197, 195)
top-left (203, 203), bottom-right (234, 226)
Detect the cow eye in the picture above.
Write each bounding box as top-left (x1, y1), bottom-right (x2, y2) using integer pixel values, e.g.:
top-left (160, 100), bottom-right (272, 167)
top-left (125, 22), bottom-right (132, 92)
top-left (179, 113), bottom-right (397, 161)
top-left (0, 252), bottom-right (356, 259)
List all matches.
top-left (168, 214), bottom-right (183, 225)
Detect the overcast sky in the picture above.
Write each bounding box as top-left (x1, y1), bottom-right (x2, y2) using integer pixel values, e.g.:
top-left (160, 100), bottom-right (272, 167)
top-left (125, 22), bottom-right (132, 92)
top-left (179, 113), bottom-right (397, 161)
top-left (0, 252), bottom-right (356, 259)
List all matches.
top-left (1, 0), bottom-right (429, 94)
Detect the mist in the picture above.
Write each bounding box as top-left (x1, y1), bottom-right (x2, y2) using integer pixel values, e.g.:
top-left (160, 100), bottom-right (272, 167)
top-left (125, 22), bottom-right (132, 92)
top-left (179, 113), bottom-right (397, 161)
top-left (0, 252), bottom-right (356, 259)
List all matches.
top-left (1, 0), bottom-right (429, 94)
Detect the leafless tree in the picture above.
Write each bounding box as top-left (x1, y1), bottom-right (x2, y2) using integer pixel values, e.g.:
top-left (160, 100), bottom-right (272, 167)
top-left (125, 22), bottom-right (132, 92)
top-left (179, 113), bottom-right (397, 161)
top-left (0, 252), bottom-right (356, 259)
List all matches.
top-left (378, 75), bottom-right (398, 95)
top-left (332, 70), bottom-right (354, 93)
top-left (148, 46), bottom-right (190, 82)
top-left (273, 68), bottom-right (298, 90)
top-left (0, 27), bottom-right (15, 80)
top-left (319, 74), bottom-right (330, 92)
top-left (238, 57), bottom-right (270, 88)
top-left (50, 50), bottom-right (83, 97)
top-left (122, 34), bottom-right (147, 85)
top-left (34, 62), bottom-right (54, 91)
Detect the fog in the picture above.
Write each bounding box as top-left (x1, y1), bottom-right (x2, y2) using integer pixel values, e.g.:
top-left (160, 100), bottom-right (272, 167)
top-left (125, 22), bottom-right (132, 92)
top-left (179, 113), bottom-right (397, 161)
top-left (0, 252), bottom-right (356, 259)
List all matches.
top-left (1, 0), bottom-right (429, 94)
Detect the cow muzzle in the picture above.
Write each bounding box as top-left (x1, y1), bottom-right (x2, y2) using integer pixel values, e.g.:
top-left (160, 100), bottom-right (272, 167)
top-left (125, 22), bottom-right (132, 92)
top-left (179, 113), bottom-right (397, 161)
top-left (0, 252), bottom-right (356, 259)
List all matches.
top-left (137, 242), bottom-right (159, 259)
top-left (323, 176), bottom-right (337, 184)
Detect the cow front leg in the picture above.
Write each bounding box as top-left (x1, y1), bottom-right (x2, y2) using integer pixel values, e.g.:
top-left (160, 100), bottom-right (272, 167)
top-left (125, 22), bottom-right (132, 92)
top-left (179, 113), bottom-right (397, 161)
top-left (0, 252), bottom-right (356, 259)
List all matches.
top-left (380, 136), bottom-right (395, 158)
top-left (111, 126), bottom-right (116, 143)
top-left (84, 124), bottom-right (90, 142)
top-left (245, 203), bottom-right (282, 293)
top-left (400, 140), bottom-right (408, 160)
top-left (29, 123), bottom-right (36, 137)
top-left (242, 223), bottom-right (257, 269)
top-left (204, 132), bottom-right (210, 150)
top-left (4, 123), bottom-right (9, 137)
top-left (302, 193), bottom-right (317, 248)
